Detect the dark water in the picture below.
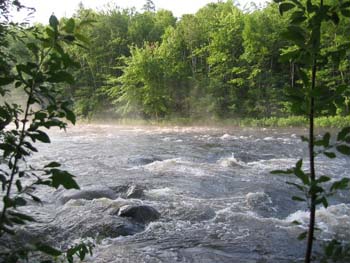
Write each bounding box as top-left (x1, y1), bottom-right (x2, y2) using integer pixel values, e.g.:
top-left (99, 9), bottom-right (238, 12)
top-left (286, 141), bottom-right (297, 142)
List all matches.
top-left (16, 125), bottom-right (350, 262)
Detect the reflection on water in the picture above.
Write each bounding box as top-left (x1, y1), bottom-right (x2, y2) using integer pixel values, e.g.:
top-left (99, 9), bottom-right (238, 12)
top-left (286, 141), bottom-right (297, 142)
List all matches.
top-left (17, 125), bottom-right (350, 262)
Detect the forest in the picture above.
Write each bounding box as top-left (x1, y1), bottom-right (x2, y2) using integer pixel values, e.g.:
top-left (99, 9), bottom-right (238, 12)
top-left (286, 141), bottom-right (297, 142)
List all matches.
top-left (8, 0), bottom-right (350, 121)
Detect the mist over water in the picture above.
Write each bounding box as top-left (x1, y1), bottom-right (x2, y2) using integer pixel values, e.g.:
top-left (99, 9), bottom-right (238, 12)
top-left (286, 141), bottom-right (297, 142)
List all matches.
top-left (20, 125), bottom-right (350, 262)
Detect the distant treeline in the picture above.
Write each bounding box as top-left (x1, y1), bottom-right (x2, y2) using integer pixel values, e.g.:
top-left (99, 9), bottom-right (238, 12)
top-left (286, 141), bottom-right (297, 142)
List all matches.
top-left (12, 0), bottom-right (350, 119)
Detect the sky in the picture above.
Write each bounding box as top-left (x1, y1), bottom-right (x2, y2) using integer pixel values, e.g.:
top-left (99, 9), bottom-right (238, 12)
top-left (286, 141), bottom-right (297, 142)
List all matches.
top-left (14, 0), bottom-right (270, 24)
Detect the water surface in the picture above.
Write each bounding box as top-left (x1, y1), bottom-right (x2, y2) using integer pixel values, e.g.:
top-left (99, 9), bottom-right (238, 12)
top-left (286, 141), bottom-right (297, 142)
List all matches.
top-left (20, 125), bottom-right (350, 262)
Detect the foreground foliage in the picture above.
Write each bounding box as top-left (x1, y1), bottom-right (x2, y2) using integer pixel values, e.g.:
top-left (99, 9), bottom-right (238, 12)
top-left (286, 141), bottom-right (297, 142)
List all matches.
top-left (272, 0), bottom-right (350, 262)
top-left (0, 2), bottom-right (93, 262)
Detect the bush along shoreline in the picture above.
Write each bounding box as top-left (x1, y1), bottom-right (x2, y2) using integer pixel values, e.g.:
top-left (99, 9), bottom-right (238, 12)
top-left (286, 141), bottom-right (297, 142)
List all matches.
top-left (76, 115), bottom-right (350, 128)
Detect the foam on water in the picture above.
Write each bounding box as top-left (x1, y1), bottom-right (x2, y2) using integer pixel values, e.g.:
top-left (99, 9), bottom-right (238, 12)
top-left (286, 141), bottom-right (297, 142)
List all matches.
top-left (220, 134), bottom-right (238, 140)
top-left (147, 187), bottom-right (174, 197)
top-left (247, 158), bottom-right (299, 170)
top-left (143, 158), bottom-right (211, 177)
top-left (217, 153), bottom-right (246, 168)
top-left (285, 204), bottom-right (350, 236)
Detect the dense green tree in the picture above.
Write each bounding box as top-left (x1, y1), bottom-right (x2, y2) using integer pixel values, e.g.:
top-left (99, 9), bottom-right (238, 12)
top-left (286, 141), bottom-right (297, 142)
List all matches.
top-left (108, 44), bottom-right (171, 118)
top-left (46, 0), bottom-right (350, 121)
top-left (207, 3), bottom-right (245, 117)
top-left (241, 4), bottom-right (289, 117)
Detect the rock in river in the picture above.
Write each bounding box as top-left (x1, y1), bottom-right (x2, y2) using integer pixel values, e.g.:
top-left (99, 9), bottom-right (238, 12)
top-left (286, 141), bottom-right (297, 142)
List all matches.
top-left (125, 184), bottom-right (144, 199)
top-left (57, 186), bottom-right (117, 204)
top-left (118, 205), bottom-right (160, 224)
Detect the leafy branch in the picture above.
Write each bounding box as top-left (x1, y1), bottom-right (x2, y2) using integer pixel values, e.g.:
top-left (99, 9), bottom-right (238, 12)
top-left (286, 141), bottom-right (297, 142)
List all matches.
top-left (273, 0), bottom-right (350, 262)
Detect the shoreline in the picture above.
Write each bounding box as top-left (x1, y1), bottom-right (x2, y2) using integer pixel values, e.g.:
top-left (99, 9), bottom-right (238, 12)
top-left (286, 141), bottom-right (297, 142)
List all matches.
top-left (75, 116), bottom-right (350, 129)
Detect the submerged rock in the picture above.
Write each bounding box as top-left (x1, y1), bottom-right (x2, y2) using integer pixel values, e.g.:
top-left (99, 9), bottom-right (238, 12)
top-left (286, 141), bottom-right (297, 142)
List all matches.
top-left (127, 156), bottom-right (162, 166)
top-left (32, 198), bottom-right (145, 245)
top-left (57, 186), bottom-right (117, 204)
top-left (166, 206), bottom-right (216, 222)
top-left (118, 205), bottom-right (160, 224)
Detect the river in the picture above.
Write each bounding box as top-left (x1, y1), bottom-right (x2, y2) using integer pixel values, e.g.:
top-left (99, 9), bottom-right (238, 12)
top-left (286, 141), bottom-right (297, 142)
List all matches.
top-left (14, 125), bottom-right (350, 262)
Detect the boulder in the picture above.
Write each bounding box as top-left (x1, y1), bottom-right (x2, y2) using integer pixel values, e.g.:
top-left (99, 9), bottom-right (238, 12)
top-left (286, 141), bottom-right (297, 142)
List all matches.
top-left (118, 205), bottom-right (160, 224)
top-left (126, 184), bottom-right (144, 199)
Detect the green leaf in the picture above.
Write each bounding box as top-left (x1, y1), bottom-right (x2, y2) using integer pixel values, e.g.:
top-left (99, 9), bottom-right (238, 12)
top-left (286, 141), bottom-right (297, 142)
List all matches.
top-left (36, 244), bottom-right (62, 257)
top-left (28, 194), bottom-right (42, 203)
top-left (3, 196), bottom-right (14, 208)
top-left (329, 12), bottom-right (340, 25)
top-left (341, 8), bottom-right (350, 17)
top-left (15, 180), bottom-right (22, 192)
top-left (290, 11), bottom-right (306, 24)
top-left (64, 18), bottom-right (75, 33)
top-left (337, 127), bottom-right (350, 141)
top-left (292, 196), bottom-right (306, 202)
top-left (306, 0), bottom-right (317, 13)
top-left (8, 217), bottom-right (25, 225)
top-left (33, 130), bottom-right (51, 143)
top-left (336, 145), bottom-right (350, 155)
top-left (14, 197), bottom-right (27, 207)
top-left (286, 181), bottom-right (305, 191)
top-left (309, 184), bottom-right (324, 195)
top-left (26, 42), bottom-right (39, 55)
top-left (271, 169), bottom-right (294, 175)
top-left (298, 231), bottom-right (308, 240)
top-left (331, 178), bottom-right (350, 191)
top-left (323, 133), bottom-right (330, 147)
top-left (49, 15), bottom-right (59, 30)
top-left (301, 136), bottom-right (309, 142)
top-left (296, 159), bottom-right (302, 170)
top-left (63, 35), bottom-right (75, 42)
top-left (1, 225), bottom-right (15, 235)
top-left (279, 3), bottom-right (296, 15)
top-left (35, 112), bottom-right (47, 121)
top-left (48, 71), bottom-right (75, 84)
top-left (324, 152), bottom-right (336, 159)
top-left (8, 211), bottom-right (35, 222)
top-left (341, 1), bottom-right (350, 9)
top-left (65, 109), bottom-right (76, 125)
top-left (281, 26), bottom-right (306, 46)
top-left (317, 176), bottom-right (331, 183)
top-left (292, 220), bottom-right (302, 225)
top-left (316, 196), bottom-right (328, 208)
top-left (0, 77), bottom-right (14, 86)
top-left (280, 47), bottom-right (301, 62)
top-left (0, 173), bottom-right (7, 182)
top-left (51, 169), bottom-right (80, 189)
top-left (24, 141), bottom-right (38, 152)
top-left (75, 33), bottom-right (89, 44)
top-left (44, 162), bottom-right (61, 168)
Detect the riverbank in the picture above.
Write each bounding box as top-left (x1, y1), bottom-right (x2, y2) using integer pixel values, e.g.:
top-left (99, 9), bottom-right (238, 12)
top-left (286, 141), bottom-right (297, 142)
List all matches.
top-left (78, 116), bottom-right (350, 128)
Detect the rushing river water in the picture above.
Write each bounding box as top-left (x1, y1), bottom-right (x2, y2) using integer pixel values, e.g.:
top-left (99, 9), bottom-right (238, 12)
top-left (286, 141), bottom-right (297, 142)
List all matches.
top-left (10, 125), bottom-right (350, 262)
